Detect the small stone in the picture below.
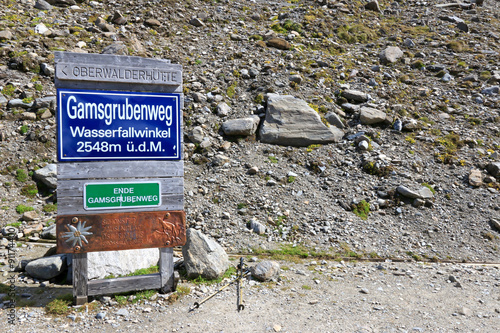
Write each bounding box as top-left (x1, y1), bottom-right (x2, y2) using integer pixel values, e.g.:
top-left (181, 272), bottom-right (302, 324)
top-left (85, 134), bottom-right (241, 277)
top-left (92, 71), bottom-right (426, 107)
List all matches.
top-left (442, 73), bottom-right (452, 82)
top-left (35, 23), bottom-right (49, 35)
top-left (266, 179), bottom-right (277, 186)
top-left (360, 288), bottom-right (369, 294)
top-left (95, 312), bottom-right (106, 319)
top-left (379, 46), bottom-right (403, 64)
top-left (412, 198), bottom-right (425, 208)
top-left (358, 140), bottom-right (370, 150)
top-left (273, 324), bottom-right (282, 332)
top-left (230, 34), bottom-right (242, 41)
top-left (248, 166), bottom-right (259, 175)
top-left (393, 118), bottom-right (402, 131)
top-left (222, 116), bottom-right (260, 136)
top-left (41, 63), bottom-right (55, 76)
top-left (365, 1), bottom-right (381, 12)
top-left (403, 38), bottom-right (416, 48)
top-left (481, 86), bottom-right (499, 95)
top-left (325, 112), bottom-right (345, 129)
top-left (456, 22), bottom-right (469, 33)
top-left (217, 102), bottom-right (231, 117)
top-left (115, 308), bottom-right (129, 317)
top-left (22, 211), bottom-right (39, 222)
top-left (289, 75), bottom-right (303, 84)
top-left (458, 307), bottom-right (472, 316)
top-left (0, 30), bottom-right (13, 40)
top-left (101, 43), bottom-right (128, 55)
top-left (251, 260), bottom-right (280, 281)
top-left (487, 162), bottom-right (500, 177)
top-left (468, 169), bottom-right (483, 187)
top-left (266, 38), bottom-right (291, 50)
top-left (111, 11), bottom-right (127, 25)
top-left (189, 18), bottom-right (204, 27)
top-left (249, 218), bottom-right (266, 235)
top-left (490, 218), bottom-right (500, 232)
top-left (360, 107), bottom-right (386, 125)
top-left (145, 19), bottom-right (161, 27)
top-left (35, 0), bottom-right (53, 10)
top-left (397, 185), bottom-right (434, 199)
top-left (342, 90), bottom-right (368, 103)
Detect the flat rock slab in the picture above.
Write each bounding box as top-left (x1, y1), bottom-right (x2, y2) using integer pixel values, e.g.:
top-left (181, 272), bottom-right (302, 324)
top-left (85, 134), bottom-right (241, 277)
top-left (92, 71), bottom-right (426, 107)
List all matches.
top-left (87, 248), bottom-right (160, 280)
top-left (260, 94), bottom-right (344, 147)
top-left (397, 185), bottom-right (434, 200)
top-left (342, 90), bottom-right (368, 103)
top-left (266, 38), bottom-right (291, 50)
top-left (360, 107), bottom-right (386, 125)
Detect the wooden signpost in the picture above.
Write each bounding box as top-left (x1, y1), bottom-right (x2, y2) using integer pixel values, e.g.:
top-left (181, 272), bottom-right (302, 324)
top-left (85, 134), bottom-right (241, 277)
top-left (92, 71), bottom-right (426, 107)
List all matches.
top-left (54, 52), bottom-right (185, 305)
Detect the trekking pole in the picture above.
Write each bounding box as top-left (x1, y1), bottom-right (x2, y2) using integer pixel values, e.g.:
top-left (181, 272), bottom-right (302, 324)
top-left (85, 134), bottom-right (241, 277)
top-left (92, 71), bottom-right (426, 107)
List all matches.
top-left (237, 257), bottom-right (245, 312)
top-left (190, 280), bottom-right (234, 311)
top-left (190, 258), bottom-right (249, 312)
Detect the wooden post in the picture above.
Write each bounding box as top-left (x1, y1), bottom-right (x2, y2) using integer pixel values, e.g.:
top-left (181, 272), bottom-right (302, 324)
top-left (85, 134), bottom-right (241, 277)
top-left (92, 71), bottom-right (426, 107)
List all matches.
top-left (73, 253), bottom-right (88, 305)
top-left (159, 247), bottom-right (174, 293)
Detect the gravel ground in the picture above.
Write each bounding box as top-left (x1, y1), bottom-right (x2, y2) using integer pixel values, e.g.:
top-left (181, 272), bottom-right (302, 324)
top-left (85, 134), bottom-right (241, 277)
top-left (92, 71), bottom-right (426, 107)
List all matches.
top-left (2, 259), bottom-right (500, 333)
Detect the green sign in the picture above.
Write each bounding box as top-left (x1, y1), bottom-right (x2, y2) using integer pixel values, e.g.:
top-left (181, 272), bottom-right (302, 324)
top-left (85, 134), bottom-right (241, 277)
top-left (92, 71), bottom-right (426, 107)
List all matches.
top-left (84, 182), bottom-right (161, 210)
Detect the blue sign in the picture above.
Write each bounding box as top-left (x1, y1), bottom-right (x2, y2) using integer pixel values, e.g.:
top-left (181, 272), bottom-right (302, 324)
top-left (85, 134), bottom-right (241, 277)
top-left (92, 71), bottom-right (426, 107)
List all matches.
top-left (57, 89), bottom-right (181, 161)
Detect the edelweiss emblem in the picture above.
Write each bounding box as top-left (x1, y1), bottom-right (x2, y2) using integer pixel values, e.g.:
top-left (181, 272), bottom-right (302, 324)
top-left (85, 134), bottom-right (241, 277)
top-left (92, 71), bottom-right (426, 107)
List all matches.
top-left (62, 221), bottom-right (93, 248)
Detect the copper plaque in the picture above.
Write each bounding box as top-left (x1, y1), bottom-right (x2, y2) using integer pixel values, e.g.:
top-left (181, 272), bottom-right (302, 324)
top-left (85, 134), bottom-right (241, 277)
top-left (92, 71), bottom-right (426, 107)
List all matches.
top-left (56, 211), bottom-right (186, 254)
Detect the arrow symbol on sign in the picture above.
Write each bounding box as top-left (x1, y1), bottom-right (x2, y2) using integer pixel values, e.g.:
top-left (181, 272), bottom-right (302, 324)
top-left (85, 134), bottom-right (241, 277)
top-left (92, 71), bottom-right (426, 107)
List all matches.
top-left (61, 65), bottom-right (68, 76)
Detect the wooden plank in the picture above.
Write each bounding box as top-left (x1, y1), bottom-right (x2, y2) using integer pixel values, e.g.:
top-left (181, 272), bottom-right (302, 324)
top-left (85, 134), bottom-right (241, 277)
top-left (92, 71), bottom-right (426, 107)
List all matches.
top-left (54, 52), bottom-right (176, 69)
top-left (54, 80), bottom-right (182, 93)
top-left (54, 52), bottom-right (182, 92)
top-left (58, 161), bottom-right (183, 179)
top-left (57, 194), bottom-right (183, 215)
top-left (57, 178), bottom-right (183, 197)
top-left (160, 247), bottom-right (174, 293)
top-left (73, 253), bottom-right (88, 305)
top-left (56, 63), bottom-right (182, 85)
top-left (88, 274), bottom-right (161, 296)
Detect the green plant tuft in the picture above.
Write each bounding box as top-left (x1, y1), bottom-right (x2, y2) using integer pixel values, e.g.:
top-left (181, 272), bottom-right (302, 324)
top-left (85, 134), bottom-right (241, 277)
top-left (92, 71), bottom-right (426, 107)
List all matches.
top-left (352, 200), bottom-right (370, 220)
top-left (16, 169), bottom-right (28, 182)
top-left (16, 204), bottom-right (34, 214)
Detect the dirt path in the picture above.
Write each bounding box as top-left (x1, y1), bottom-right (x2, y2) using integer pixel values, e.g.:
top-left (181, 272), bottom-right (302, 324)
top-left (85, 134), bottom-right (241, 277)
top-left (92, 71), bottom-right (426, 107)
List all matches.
top-left (3, 260), bottom-right (499, 333)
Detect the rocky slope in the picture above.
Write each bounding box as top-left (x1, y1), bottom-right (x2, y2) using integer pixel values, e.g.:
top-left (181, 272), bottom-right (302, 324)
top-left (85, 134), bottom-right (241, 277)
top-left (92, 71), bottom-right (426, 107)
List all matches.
top-left (0, 0), bottom-right (499, 266)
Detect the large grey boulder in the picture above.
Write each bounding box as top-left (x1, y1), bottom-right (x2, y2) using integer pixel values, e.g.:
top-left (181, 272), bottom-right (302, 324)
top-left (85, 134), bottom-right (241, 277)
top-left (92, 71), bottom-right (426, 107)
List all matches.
top-left (182, 228), bottom-right (229, 280)
top-left (87, 249), bottom-right (160, 280)
top-left (33, 164), bottom-right (57, 189)
top-left (250, 260), bottom-right (280, 281)
top-left (25, 254), bottom-right (67, 280)
top-left (260, 94), bottom-right (344, 147)
top-left (222, 116), bottom-right (260, 136)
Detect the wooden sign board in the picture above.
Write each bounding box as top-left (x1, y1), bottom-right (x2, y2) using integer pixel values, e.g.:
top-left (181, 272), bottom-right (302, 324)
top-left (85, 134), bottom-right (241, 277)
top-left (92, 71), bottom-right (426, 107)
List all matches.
top-left (54, 52), bottom-right (185, 304)
top-left (56, 211), bottom-right (186, 253)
